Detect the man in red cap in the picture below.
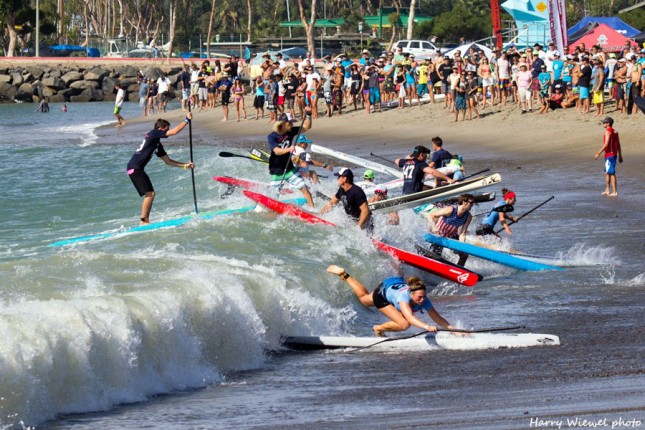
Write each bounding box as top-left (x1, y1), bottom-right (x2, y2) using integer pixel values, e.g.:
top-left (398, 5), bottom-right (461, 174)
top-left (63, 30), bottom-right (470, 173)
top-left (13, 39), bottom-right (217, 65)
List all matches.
top-left (594, 117), bottom-right (623, 197)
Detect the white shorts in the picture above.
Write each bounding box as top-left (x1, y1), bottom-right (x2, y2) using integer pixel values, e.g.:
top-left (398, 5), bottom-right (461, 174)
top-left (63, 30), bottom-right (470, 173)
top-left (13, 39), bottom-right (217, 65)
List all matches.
top-left (518, 87), bottom-right (531, 101)
top-left (482, 78), bottom-right (494, 87)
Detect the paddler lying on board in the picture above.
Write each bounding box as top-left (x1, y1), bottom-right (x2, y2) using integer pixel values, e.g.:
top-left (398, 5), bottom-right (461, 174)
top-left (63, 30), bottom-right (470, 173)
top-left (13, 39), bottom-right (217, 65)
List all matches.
top-left (267, 108), bottom-right (315, 207)
top-left (326, 265), bottom-right (454, 337)
top-left (126, 113), bottom-right (195, 225)
top-left (320, 168), bottom-right (373, 231)
top-left (427, 193), bottom-right (475, 266)
top-left (395, 145), bottom-right (455, 195)
top-left (476, 188), bottom-right (518, 237)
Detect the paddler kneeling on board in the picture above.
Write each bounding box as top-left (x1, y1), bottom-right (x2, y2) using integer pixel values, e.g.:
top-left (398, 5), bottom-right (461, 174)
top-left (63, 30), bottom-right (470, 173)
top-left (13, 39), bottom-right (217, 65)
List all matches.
top-left (127, 114), bottom-right (195, 225)
top-left (476, 188), bottom-right (518, 237)
top-left (320, 168), bottom-right (373, 232)
top-left (427, 193), bottom-right (474, 266)
top-left (326, 265), bottom-right (454, 337)
top-left (267, 109), bottom-right (315, 207)
top-left (291, 134), bottom-right (333, 184)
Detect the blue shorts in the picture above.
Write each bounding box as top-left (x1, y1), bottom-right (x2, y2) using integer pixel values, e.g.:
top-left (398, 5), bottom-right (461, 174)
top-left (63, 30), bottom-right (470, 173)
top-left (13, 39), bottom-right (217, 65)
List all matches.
top-left (579, 86), bottom-right (590, 99)
top-left (369, 87), bottom-right (381, 104)
top-left (604, 156), bottom-right (617, 175)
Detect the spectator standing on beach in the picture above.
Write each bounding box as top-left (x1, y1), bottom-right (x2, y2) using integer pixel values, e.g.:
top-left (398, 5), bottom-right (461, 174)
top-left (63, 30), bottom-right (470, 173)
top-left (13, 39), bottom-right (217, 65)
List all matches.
top-left (253, 77), bottom-right (265, 120)
top-left (179, 65), bottom-right (191, 112)
top-left (496, 52), bottom-right (511, 107)
top-left (578, 56), bottom-right (592, 114)
top-left (537, 65), bottom-right (551, 113)
top-left (156, 72), bottom-right (171, 113)
top-left (466, 70), bottom-right (481, 120)
top-left (591, 59), bottom-right (605, 116)
top-left (217, 75), bottom-right (232, 121)
top-left (232, 78), bottom-right (247, 122)
top-left (454, 72), bottom-right (468, 122)
top-left (438, 56), bottom-right (453, 109)
top-left (517, 64), bottom-right (532, 113)
top-left (114, 82), bottom-right (126, 127)
top-left (594, 117), bottom-right (623, 197)
top-left (139, 78), bottom-right (150, 116)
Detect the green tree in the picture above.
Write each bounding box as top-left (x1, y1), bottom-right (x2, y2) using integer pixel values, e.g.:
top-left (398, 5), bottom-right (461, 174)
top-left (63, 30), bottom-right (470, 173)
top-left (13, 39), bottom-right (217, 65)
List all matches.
top-left (430, 3), bottom-right (491, 44)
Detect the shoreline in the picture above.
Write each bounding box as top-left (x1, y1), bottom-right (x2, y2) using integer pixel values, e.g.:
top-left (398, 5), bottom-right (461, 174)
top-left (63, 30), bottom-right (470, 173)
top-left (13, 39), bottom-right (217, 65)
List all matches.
top-left (113, 96), bottom-right (644, 173)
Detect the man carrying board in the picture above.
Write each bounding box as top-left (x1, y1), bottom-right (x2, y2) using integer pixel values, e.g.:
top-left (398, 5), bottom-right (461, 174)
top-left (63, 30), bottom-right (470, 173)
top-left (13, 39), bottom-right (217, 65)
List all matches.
top-left (127, 113), bottom-right (195, 225)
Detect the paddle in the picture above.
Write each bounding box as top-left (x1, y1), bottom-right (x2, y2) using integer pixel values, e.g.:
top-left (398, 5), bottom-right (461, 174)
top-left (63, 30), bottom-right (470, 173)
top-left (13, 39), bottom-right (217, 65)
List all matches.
top-left (456, 168), bottom-right (491, 182)
top-left (495, 196), bottom-right (554, 233)
top-left (369, 152), bottom-right (400, 167)
top-left (219, 151), bottom-right (268, 162)
top-left (180, 56), bottom-right (198, 213)
top-left (350, 325), bottom-right (527, 352)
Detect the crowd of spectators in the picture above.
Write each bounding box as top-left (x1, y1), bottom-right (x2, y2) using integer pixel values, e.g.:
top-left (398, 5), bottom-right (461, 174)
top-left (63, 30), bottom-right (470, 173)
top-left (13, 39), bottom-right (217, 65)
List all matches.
top-left (140, 39), bottom-right (645, 122)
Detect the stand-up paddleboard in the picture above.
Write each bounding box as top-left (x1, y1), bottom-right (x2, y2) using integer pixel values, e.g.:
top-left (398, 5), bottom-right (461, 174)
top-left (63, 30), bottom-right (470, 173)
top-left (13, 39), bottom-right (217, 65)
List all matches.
top-left (370, 173), bottom-right (501, 213)
top-left (310, 144), bottom-right (403, 178)
top-left (48, 198), bottom-right (307, 247)
top-left (243, 190), bottom-right (336, 226)
top-left (282, 331), bottom-right (560, 351)
top-left (423, 233), bottom-right (564, 271)
top-left (213, 176), bottom-right (294, 194)
top-left (372, 240), bottom-right (480, 286)
top-left (414, 242), bottom-right (473, 270)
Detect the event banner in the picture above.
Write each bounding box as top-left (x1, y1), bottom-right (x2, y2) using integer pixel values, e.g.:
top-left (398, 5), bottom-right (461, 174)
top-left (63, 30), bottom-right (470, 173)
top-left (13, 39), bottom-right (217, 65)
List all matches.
top-left (548, 0), bottom-right (568, 54)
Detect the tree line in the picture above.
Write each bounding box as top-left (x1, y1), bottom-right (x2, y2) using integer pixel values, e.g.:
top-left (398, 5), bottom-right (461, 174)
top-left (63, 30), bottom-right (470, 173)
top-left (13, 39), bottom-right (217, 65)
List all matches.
top-left (1, 0), bottom-right (643, 57)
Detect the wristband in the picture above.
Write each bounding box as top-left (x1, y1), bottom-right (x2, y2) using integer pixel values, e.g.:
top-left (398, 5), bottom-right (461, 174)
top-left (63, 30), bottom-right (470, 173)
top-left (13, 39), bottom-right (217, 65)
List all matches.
top-left (306, 112), bottom-right (312, 117)
top-left (183, 164), bottom-right (188, 170)
top-left (185, 117), bottom-right (191, 124)
top-left (340, 272), bottom-right (350, 280)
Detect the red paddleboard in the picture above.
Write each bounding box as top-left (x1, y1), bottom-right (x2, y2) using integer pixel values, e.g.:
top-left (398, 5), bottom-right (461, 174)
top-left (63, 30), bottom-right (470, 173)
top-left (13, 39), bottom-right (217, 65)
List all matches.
top-left (213, 176), bottom-right (294, 194)
top-left (372, 240), bottom-right (479, 287)
top-left (243, 190), bottom-right (336, 226)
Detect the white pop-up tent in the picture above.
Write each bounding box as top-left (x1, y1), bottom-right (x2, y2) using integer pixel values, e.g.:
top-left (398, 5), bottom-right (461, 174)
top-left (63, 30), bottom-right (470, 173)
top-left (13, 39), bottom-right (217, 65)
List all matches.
top-left (443, 43), bottom-right (495, 59)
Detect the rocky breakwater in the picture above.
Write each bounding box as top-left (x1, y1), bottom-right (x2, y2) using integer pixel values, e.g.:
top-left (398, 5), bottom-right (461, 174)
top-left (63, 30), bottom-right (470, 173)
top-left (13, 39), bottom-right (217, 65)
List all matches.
top-left (0, 64), bottom-right (183, 103)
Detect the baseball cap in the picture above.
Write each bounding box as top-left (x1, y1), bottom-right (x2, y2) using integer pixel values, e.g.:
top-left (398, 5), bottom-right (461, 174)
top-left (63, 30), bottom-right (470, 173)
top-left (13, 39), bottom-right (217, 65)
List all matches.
top-left (618, 58), bottom-right (627, 62)
top-left (277, 113), bottom-right (294, 123)
top-left (609, 53), bottom-right (616, 58)
top-left (296, 135), bottom-right (312, 144)
top-left (362, 49), bottom-right (370, 54)
top-left (374, 186), bottom-right (388, 196)
top-left (363, 170), bottom-right (375, 180)
top-left (413, 145), bottom-right (430, 155)
top-left (601, 117), bottom-right (614, 126)
top-left (334, 168), bottom-right (354, 179)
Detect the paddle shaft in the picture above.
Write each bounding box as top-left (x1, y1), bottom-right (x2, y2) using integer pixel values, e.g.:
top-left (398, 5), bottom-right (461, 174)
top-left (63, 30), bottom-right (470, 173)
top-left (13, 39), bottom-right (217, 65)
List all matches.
top-left (188, 92), bottom-right (198, 214)
top-left (369, 152), bottom-right (399, 167)
top-left (458, 168), bottom-right (491, 182)
top-left (495, 196), bottom-right (554, 233)
top-left (351, 325), bottom-right (526, 351)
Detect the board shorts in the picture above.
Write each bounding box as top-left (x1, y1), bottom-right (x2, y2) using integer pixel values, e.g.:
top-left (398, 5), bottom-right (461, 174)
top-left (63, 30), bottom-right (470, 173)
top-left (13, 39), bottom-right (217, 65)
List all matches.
top-left (182, 88), bottom-right (190, 100)
top-left (254, 95), bottom-right (265, 109)
top-left (372, 284), bottom-right (391, 309)
top-left (604, 156), bottom-right (617, 175)
top-left (286, 98), bottom-right (295, 109)
top-left (498, 78), bottom-right (510, 90)
top-left (221, 91), bottom-right (231, 105)
top-left (278, 96), bottom-right (285, 106)
top-left (270, 169), bottom-right (306, 190)
top-left (139, 97), bottom-right (147, 107)
top-left (593, 90), bottom-right (603, 104)
top-left (579, 86), bottom-right (590, 100)
top-left (417, 83), bottom-right (428, 96)
top-left (128, 169), bottom-right (154, 196)
top-left (323, 91), bottom-right (332, 104)
top-left (198, 87), bottom-right (208, 101)
top-left (158, 92), bottom-right (168, 102)
top-left (191, 84), bottom-right (199, 96)
top-left (114, 106), bottom-right (122, 115)
top-left (369, 87), bottom-right (381, 104)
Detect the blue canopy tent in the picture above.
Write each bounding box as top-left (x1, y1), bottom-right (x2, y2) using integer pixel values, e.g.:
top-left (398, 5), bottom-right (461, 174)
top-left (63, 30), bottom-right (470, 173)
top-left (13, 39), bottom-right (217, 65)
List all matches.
top-left (568, 17), bottom-right (640, 39)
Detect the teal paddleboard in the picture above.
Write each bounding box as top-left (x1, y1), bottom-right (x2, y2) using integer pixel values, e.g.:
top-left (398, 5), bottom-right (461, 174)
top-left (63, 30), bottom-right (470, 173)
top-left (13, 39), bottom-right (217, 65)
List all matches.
top-left (423, 233), bottom-right (563, 272)
top-left (48, 198), bottom-right (306, 247)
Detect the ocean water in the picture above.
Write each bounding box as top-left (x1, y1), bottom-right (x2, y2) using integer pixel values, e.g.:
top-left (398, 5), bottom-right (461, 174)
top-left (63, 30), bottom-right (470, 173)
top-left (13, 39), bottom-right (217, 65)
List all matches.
top-left (0, 102), bottom-right (644, 429)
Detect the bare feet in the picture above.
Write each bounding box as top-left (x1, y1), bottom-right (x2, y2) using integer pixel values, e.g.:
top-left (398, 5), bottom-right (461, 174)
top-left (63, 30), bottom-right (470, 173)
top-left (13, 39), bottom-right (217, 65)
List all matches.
top-left (608, 192), bottom-right (618, 197)
top-left (373, 326), bottom-right (387, 337)
top-left (601, 191), bottom-right (609, 195)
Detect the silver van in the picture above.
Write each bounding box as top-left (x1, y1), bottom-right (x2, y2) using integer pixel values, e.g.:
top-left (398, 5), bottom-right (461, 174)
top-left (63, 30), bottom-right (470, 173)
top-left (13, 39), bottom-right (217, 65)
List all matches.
top-left (394, 40), bottom-right (439, 58)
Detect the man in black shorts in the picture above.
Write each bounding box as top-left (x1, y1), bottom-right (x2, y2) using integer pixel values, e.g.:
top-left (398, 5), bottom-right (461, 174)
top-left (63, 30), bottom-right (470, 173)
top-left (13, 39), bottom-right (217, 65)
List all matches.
top-left (320, 168), bottom-right (372, 231)
top-left (126, 113), bottom-right (195, 225)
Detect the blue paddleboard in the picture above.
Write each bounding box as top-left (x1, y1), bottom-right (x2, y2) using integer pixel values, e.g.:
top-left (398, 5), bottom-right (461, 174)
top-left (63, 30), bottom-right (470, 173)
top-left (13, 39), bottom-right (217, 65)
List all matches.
top-left (423, 233), bottom-right (564, 272)
top-left (48, 198), bottom-right (306, 247)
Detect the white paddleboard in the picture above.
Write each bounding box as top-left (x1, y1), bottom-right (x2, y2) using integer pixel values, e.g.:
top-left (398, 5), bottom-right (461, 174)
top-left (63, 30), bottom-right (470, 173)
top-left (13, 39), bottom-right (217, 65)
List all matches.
top-left (282, 331), bottom-right (560, 351)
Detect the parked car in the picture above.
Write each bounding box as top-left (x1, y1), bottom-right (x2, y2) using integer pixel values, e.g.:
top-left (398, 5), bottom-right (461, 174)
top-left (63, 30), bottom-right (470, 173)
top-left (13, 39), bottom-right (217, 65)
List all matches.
top-left (393, 39), bottom-right (439, 58)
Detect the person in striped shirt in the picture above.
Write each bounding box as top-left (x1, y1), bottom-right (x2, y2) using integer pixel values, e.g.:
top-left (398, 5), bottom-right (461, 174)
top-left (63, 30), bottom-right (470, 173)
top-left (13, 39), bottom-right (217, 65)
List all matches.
top-left (428, 193), bottom-right (475, 266)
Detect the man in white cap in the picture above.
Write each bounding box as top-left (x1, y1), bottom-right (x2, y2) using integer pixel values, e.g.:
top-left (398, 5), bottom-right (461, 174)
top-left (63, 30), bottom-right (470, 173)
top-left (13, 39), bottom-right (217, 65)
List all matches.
top-left (320, 168), bottom-right (372, 231)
